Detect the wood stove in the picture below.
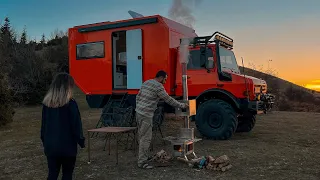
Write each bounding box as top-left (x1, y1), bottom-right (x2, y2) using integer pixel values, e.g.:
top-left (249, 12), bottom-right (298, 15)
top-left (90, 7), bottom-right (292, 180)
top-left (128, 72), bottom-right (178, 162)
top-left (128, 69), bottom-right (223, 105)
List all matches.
top-left (163, 38), bottom-right (202, 160)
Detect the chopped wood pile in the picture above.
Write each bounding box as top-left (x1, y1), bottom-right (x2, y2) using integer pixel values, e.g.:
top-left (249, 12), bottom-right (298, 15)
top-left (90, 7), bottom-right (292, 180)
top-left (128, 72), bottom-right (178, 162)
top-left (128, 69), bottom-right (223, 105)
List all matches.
top-left (177, 155), bottom-right (232, 172)
top-left (150, 150), bottom-right (232, 172)
top-left (151, 150), bottom-right (172, 163)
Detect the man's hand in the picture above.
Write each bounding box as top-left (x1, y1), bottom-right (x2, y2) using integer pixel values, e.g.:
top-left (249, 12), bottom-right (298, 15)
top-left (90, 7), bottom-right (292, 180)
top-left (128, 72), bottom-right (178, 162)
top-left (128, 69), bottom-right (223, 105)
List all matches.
top-left (185, 103), bottom-right (189, 108)
top-left (181, 103), bottom-right (189, 109)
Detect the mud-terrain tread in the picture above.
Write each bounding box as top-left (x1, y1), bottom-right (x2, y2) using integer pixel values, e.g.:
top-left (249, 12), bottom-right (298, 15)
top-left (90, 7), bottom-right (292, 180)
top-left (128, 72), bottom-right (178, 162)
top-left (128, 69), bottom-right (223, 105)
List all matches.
top-left (236, 113), bottom-right (256, 132)
top-left (195, 99), bottom-right (238, 140)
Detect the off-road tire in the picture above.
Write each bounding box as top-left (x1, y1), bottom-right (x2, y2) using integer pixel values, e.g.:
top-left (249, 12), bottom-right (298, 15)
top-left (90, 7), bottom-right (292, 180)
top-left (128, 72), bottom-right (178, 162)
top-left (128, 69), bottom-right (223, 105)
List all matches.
top-left (236, 113), bottom-right (256, 132)
top-left (195, 99), bottom-right (238, 140)
top-left (153, 106), bottom-right (165, 130)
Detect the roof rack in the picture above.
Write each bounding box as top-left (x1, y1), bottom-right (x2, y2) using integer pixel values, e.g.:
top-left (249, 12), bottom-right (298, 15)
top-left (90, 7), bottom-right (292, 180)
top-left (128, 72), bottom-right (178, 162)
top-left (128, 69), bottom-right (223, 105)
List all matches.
top-left (180, 35), bottom-right (213, 48)
top-left (212, 31), bottom-right (234, 50)
top-left (180, 31), bottom-right (234, 50)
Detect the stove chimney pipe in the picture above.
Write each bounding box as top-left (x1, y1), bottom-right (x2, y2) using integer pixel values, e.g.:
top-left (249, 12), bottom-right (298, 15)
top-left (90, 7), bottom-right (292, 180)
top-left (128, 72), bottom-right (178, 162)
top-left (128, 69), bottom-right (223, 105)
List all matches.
top-left (179, 38), bottom-right (191, 128)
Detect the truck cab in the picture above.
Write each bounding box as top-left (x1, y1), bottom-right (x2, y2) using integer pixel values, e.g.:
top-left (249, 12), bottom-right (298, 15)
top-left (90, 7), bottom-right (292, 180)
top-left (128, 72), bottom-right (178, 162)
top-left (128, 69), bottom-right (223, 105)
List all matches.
top-left (173, 32), bottom-right (273, 139)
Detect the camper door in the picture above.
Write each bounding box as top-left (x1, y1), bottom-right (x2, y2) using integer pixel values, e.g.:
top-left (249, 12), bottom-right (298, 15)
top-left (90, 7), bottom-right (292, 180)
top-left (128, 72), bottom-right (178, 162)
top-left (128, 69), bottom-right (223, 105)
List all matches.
top-left (126, 29), bottom-right (143, 89)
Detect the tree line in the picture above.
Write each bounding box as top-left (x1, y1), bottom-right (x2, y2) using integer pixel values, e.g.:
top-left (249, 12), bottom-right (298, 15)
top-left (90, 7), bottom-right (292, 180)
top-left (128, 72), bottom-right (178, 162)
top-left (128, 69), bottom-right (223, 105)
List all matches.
top-left (0, 17), bottom-right (69, 126)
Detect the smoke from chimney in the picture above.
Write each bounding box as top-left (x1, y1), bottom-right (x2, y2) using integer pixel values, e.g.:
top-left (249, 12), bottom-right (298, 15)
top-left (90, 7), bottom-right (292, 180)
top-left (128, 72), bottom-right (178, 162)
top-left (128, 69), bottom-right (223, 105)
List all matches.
top-left (178, 38), bottom-right (191, 64)
top-left (168, 0), bottom-right (202, 28)
top-left (169, 0), bottom-right (202, 64)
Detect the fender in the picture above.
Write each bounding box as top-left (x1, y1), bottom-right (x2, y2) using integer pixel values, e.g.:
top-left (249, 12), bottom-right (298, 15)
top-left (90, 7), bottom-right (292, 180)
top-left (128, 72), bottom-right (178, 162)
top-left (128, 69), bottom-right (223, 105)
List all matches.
top-left (195, 88), bottom-right (240, 111)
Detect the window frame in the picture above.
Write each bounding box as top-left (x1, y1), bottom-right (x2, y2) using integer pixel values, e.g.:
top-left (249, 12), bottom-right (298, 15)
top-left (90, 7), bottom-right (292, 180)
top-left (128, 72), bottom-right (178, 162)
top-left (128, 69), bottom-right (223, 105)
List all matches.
top-left (187, 47), bottom-right (214, 70)
top-left (218, 46), bottom-right (240, 74)
top-left (76, 41), bottom-right (105, 60)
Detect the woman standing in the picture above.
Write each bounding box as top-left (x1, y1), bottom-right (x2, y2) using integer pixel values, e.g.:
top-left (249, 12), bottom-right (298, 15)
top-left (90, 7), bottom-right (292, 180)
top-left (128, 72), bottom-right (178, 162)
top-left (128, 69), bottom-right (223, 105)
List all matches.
top-left (41, 73), bottom-right (85, 180)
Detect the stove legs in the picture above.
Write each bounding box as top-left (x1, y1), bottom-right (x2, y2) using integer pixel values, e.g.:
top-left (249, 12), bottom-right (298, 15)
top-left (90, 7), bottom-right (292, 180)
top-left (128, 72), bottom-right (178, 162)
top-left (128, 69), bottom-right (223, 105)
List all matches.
top-left (192, 152), bottom-right (198, 159)
top-left (183, 155), bottom-right (188, 161)
top-left (183, 152), bottom-right (197, 161)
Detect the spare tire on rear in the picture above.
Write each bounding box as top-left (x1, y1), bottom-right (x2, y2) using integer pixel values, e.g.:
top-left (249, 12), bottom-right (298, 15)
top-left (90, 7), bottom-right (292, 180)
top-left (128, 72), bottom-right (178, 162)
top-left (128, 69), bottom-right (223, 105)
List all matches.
top-left (195, 99), bottom-right (238, 140)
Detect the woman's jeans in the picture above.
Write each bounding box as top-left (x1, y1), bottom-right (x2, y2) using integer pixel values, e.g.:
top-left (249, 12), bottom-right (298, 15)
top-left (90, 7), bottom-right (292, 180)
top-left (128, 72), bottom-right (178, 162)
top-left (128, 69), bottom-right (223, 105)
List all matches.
top-left (46, 156), bottom-right (76, 180)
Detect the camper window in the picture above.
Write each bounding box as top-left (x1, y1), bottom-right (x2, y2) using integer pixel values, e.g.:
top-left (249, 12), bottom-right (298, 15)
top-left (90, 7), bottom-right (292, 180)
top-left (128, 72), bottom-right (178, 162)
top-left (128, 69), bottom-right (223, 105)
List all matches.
top-left (76, 41), bottom-right (105, 60)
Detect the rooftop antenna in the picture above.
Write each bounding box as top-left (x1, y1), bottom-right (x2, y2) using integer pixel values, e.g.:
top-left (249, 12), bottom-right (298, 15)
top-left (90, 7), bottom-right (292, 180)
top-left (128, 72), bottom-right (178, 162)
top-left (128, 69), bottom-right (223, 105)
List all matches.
top-left (128, 10), bottom-right (144, 18)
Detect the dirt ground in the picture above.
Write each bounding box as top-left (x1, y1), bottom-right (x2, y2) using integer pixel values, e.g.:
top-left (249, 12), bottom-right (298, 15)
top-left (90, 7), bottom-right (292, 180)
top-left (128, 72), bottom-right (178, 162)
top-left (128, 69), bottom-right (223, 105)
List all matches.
top-left (1, 92), bottom-right (320, 180)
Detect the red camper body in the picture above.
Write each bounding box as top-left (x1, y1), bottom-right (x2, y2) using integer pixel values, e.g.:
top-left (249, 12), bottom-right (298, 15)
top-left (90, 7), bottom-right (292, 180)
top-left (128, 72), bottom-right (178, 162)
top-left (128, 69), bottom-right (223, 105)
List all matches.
top-left (69, 15), bottom-right (197, 97)
top-left (68, 14), bottom-right (274, 140)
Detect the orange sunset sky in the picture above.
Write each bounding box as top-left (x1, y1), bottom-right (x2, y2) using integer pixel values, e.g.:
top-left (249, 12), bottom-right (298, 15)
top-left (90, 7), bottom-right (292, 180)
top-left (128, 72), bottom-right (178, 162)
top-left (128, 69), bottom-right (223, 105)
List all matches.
top-left (2, 0), bottom-right (319, 91)
top-left (192, 1), bottom-right (320, 91)
top-left (232, 16), bottom-right (320, 91)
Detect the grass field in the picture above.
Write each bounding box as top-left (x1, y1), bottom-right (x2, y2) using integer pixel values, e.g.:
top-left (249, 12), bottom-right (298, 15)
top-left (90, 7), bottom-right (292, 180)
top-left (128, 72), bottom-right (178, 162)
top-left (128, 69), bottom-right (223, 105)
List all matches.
top-left (1, 90), bottom-right (320, 180)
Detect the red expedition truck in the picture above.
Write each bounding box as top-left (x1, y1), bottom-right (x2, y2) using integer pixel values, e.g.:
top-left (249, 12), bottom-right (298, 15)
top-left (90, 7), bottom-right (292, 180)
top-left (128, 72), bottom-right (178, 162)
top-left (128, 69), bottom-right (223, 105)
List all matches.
top-left (68, 14), bottom-right (274, 140)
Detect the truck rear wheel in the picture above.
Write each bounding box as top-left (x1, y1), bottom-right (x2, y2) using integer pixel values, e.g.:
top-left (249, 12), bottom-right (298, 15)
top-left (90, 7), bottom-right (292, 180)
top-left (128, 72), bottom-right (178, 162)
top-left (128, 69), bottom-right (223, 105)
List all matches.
top-left (236, 113), bottom-right (256, 132)
top-left (195, 99), bottom-right (238, 140)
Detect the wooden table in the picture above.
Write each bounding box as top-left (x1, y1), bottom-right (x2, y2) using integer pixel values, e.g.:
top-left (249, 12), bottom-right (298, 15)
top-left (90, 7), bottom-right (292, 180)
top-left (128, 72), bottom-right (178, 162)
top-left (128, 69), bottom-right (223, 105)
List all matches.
top-left (87, 127), bottom-right (137, 165)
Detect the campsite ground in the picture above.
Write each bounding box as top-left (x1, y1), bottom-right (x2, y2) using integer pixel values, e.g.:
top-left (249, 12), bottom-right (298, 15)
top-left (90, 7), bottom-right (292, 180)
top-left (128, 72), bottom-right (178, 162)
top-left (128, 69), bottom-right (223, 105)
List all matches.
top-left (1, 90), bottom-right (320, 180)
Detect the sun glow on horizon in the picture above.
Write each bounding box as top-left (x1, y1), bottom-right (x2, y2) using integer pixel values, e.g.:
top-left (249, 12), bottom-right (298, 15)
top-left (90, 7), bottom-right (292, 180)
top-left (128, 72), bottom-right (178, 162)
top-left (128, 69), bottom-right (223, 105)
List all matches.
top-left (305, 84), bottom-right (320, 91)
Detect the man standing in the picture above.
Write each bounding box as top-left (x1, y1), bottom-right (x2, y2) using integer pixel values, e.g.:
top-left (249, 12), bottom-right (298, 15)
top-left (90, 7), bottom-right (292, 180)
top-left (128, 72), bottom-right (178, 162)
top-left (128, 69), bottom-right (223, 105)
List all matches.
top-left (135, 70), bottom-right (188, 169)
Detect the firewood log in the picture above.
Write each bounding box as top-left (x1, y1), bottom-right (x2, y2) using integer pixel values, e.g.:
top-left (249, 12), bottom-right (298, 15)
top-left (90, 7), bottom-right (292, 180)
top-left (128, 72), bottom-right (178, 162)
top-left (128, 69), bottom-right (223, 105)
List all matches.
top-left (177, 157), bottom-right (189, 163)
top-left (205, 163), bottom-right (213, 170)
top-left (218, 162), bottom-right (230, 168)
top-left (207, 155), bottom-right (215, 163)
top-left (221, 164), bottom-right (232, 172)
top-left (213, 155), bottom-right (229, 164)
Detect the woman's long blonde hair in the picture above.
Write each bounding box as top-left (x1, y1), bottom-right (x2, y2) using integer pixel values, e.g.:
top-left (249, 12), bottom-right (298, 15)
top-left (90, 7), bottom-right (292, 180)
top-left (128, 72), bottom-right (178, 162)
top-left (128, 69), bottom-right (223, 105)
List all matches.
top-left (43, 73), bottom-right (75, 108)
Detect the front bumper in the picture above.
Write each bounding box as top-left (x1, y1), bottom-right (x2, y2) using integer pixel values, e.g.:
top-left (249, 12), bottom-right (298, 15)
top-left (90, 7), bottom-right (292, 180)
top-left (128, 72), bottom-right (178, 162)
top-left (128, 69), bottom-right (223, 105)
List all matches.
top-left (248, 100), bottom-right (265, 114)
top-left (240, 95), bottom-right (275, 115)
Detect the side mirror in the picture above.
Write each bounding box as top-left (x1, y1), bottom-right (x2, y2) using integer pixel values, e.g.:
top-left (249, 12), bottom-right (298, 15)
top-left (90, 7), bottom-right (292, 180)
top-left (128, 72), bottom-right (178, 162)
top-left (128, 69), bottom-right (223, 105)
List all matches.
top-left (204, 48), bottom-right (214, 72)
top-left (205, 57), bottom-right (214, 69)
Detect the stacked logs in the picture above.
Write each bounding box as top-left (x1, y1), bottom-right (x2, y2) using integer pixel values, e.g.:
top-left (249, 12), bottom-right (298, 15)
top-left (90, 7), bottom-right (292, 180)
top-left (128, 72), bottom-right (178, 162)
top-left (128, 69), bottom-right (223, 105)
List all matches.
top-left (151, 150), bottom-right (172, 163)
top-left (177, 155), bottom-right (232, 172)
top-left (205, 155), bottom-right (233, 172)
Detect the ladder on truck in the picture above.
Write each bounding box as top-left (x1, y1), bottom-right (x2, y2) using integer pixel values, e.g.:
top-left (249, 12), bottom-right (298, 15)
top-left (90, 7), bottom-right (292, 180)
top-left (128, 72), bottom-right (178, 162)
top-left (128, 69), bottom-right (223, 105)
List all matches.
top-left (91, 93), bottom-right (131, 138)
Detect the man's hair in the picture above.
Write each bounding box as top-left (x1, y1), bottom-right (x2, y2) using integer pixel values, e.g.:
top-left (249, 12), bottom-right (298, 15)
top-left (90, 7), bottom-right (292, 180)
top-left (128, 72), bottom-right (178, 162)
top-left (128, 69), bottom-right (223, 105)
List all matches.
top-left (155, 70), bottom-right (167, 78)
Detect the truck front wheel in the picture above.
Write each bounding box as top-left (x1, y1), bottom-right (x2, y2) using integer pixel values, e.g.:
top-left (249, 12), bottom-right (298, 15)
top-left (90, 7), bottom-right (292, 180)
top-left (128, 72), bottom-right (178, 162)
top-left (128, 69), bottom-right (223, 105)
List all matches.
top-left (236, 113), bottom-right (256, 132)
top-left (195, 99), bottom-right (238, 140)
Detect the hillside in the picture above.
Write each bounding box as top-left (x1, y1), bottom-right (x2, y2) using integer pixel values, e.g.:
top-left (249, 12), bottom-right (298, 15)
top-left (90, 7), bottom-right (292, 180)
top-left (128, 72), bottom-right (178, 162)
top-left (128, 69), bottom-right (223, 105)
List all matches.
top-left (239, 66), bottom-right (320, 112)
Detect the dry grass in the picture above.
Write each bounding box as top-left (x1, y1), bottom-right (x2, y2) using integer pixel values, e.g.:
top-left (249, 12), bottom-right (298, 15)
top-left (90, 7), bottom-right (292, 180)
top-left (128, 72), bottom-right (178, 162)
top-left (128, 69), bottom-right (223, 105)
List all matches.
top-left (1, 91), bottom-right (320, 180)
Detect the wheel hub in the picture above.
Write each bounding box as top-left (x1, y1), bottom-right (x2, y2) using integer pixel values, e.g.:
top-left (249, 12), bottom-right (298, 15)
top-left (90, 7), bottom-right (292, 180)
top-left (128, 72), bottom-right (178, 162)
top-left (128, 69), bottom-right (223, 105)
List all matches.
top-left (208, 113), bottom-right (223, 129)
